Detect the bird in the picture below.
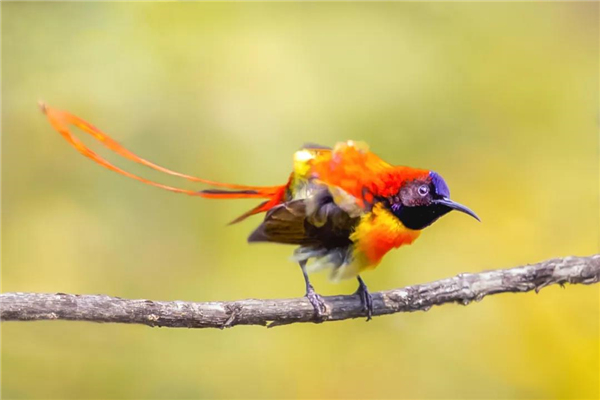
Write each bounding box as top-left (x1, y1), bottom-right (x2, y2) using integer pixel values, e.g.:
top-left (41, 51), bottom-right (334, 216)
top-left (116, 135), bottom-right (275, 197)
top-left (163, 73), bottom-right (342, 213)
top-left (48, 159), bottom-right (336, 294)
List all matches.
top-left (40, 103), bottom-right (480, 320)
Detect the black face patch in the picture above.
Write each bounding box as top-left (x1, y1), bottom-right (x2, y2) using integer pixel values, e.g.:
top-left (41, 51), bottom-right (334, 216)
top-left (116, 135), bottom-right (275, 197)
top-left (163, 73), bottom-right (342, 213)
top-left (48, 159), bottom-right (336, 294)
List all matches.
top-left (393, 203), bottom-right (452, 230)
top-left (384, 176), bottom-right (449, 230)
top-left (383, 173), bottom-right (460, 230)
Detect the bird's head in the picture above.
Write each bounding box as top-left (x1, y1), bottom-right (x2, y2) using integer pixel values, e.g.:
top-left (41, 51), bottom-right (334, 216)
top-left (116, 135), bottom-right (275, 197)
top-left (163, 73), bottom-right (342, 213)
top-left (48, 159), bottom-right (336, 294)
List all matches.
top-left (385, 171), bottom-right (480, 230)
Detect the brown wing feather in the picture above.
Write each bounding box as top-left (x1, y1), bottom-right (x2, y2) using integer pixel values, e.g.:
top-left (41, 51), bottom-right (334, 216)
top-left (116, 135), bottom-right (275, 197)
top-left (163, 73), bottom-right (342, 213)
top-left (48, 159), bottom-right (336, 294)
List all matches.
top-left (247, 201), bottom-right (309, 244)
top-left (247, 190), bottom-right (359, 247)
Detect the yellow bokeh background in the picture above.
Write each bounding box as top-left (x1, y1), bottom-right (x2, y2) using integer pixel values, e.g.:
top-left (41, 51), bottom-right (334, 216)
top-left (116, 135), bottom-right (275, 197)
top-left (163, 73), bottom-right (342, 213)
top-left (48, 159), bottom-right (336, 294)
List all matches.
top-left (2, 2), bottom-right (598, 399)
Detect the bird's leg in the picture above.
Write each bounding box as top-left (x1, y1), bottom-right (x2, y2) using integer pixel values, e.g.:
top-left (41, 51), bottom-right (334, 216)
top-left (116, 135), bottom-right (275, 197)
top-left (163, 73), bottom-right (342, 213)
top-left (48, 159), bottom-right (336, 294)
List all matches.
top-left (299, 261), bottom-right (327, 319)
top-left (355, 276), bottom-right (374, 321)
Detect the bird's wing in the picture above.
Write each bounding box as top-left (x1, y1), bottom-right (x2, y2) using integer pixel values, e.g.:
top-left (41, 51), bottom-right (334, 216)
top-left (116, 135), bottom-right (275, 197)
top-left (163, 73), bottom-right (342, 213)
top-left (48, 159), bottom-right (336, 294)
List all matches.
top-left (247, 187), bottom-right (359, 246)
top-left (247, 200), bottom-right (309, 245)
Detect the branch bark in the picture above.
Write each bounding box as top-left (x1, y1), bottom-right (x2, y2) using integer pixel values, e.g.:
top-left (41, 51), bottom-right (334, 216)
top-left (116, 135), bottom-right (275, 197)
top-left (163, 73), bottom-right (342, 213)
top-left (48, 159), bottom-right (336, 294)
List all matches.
top-left (1, 254), bottom-right (599, 329)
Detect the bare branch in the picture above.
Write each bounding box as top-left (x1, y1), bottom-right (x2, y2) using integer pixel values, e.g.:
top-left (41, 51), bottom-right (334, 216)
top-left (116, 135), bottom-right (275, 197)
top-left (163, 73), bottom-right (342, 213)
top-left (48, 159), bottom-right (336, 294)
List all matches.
top-left (1, 255), bottom-right (598, 329)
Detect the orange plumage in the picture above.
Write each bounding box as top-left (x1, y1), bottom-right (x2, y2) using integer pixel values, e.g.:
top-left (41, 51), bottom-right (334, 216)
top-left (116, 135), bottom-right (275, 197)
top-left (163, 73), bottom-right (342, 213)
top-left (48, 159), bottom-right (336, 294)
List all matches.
top-left (41, 103), bottom-right (479, 319)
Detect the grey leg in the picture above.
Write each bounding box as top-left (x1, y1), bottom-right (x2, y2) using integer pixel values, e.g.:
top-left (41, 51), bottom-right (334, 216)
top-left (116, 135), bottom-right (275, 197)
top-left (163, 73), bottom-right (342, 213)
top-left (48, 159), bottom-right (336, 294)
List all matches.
top-left (299, 260), bottom-right (326, 318)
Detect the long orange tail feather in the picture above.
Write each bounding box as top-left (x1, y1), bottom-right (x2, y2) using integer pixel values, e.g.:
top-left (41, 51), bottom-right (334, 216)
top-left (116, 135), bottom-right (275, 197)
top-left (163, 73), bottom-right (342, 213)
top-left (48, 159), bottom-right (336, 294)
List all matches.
top-left (40, 102), bottom-right (287, 222)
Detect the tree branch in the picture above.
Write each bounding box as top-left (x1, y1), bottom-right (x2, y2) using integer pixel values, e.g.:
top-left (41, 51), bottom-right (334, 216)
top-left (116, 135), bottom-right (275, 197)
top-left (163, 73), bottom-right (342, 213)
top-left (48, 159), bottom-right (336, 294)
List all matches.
top-left (1, 255), bottom-right (599, 329)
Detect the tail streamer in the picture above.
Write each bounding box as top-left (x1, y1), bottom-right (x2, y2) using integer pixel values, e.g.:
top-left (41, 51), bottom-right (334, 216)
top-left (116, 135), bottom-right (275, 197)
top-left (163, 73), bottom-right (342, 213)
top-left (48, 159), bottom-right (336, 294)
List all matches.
top-left (39, 102), bottom-right (287, 222)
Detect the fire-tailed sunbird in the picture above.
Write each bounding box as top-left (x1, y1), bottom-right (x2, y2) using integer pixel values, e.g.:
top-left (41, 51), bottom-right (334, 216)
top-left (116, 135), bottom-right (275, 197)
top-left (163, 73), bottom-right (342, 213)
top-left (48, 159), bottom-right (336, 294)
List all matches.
top-left (40, 103), bottom-right (479, 320)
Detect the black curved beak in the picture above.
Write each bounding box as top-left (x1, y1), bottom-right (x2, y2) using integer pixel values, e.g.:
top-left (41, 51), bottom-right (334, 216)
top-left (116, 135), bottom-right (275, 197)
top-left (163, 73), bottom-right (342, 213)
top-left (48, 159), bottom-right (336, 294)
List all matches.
top-left (434, 198), bottom-right (480, 222)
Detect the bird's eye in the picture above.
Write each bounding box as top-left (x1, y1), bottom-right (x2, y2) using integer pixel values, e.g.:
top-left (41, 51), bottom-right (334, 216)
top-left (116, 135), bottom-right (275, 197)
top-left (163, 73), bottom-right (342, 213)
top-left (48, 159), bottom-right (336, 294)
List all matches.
top-left (418, 185), bottom-right (429, 196)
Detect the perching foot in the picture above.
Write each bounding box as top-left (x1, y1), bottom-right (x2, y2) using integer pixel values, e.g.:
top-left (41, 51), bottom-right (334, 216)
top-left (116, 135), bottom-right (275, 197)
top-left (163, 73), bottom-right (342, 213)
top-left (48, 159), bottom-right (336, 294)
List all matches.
top-left (355, 276), bottom-right (374, 321)
top-left (298, 260), bottom-right (327, 321)
top-left (305, 285), bottom-right (327, 320)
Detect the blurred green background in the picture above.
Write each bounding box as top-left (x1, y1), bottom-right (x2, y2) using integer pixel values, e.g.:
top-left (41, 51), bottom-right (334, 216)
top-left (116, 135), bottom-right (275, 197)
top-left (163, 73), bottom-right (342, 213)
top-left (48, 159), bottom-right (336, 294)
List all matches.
top-left (2, 2), bottom-right (599, 399)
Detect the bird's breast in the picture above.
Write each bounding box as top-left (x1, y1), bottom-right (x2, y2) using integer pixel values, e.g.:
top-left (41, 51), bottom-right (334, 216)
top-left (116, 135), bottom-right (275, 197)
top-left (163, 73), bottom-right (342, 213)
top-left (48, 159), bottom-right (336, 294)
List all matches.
top-left (350, 204), bottom-right (421, 268)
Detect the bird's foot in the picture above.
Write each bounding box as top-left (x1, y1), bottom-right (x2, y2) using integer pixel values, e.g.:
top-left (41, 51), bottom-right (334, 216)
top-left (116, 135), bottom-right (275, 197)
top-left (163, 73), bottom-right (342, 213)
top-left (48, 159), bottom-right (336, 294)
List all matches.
top-left (355, 282), bottom-right (374, 321)
top-left (305, 285), bottom-right (327, 321)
